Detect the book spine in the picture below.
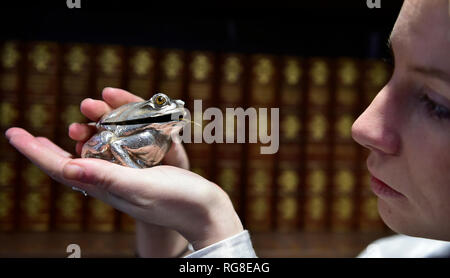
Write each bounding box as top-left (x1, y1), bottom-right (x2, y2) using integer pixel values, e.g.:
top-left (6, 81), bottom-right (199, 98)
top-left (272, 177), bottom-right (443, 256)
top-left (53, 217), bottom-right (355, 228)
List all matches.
top-left (303, 58), bottom-right (333, 232)
top-left (0, 41), bottom-right (24, 231)
top-left (18, 41), bottom-right (61, 232)
top-left (86, 44), bottom-right (126, 231)
top-left (92, 45), bottom-right (125, 100)
top-left (274, 56), bottom-right (305, 232)
top-left (184, 51), bottom-right (216, 180)
top-left (244, 54), bottom-right (279, 232)
top-left (85, 199), bottom-right (116, 232)
top-left (119, 213), bottom-right (136, 233)
top-left (53, 43), bottom-right (93, 231)
top-left (215, 53), bottom-right (247, 218)
top-left (357, 59), bottom-right (392, 232)
top-left (329, 58), bottom-right (361, 232)
top-left (155, 49), bottom-right (186, 100)
top-left (125, 46), bottom-right (159, 100)
top-left (118, 46), bottom-right (159, 232)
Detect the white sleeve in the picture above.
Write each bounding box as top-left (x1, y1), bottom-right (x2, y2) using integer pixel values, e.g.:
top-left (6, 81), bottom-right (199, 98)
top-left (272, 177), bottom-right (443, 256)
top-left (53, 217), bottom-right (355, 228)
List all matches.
top-left (184, 230), bottom-right (257, 258)
top-left (357, 234), bottom-right (450, 258)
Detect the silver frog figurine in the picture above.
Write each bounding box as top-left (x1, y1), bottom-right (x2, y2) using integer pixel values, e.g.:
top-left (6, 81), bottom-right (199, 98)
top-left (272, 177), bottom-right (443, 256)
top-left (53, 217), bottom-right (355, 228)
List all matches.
top-left (81, 93), bottom-right (186, 169)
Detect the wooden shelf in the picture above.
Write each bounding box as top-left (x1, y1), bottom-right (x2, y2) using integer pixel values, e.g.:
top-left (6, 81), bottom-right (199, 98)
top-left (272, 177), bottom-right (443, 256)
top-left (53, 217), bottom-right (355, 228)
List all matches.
top-left (0, 231), bottom-right (392, 258)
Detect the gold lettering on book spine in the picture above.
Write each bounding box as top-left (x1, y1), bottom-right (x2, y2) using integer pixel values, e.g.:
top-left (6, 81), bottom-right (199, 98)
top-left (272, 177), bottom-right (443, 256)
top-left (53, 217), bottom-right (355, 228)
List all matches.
top-left (362, 197), bottom-right (380, 220)
top-left (333, 197), bottom-right (353, 220)
top-left (284, 59), bottom-right (302, 85)
top-left (57, 192), bottom-right (81, 218)
top-left (22, 192), bottom-right (44, 217)
top-left (334, 169), bottom-right (355, 194)
top-left (336, 114), bottom-right (353, 139)
top-left (27, 104), bottom-right (49, 128)
top-left (66, 46), bottom-right (87, 73)
top-left (250, 198), bottom-right (268, 220)
top-left (0, 162), bottom-right (15, 186)
top-left (23, 164), bottom-right (48, 188)
top-left (191, 54), bottom-right (211, 81)
top-left (29, 44), bottom-right (50, 72)
top-left (277, 170), bottom-right (299, 194)
top-left (1, 42), bottom-right (20, 69)
top-left (218, 168), bottom-right (237, 194)
top-left (131, 50), bottom-right (153, 76)
top-left (281, 115), bottom-right (301, 140)
top-left (0, 102), bottom-right (18, 127)
top-left (90, 199), bottom-right (113, 219)
top-left (62, 105), bottom-right (84, 126)
top-left (224, 56), bottom-right (242, 83)
top-left (250, 169), bottom-right (270, 194)
top-left (254, 58), bottom-right (273, 84)
top-left (309, 113), bottom-right (327, 140)
top-left (98, 48), bottom-right (120, 75)
top-left (338, 59), bottom-right (358, 85)
top-left (310, 60), bottom-right (329, 86)
top-left (308, 196), bottom-right (325, 220)
top-left (0, 192), bottom-right (13, 218)
top-left (367, 61), bottom-right (389, 87)
top-left (162, 52), bottom-right (182, 79)
top-left (307, 169), bottom-right (327, 194)
top-left (279, 198), bottom-right (297, 220)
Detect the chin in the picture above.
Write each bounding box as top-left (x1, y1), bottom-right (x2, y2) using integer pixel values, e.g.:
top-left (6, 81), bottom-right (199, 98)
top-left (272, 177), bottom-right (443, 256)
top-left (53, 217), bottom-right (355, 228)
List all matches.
top-left (377, 198), bottom-right (419, 236)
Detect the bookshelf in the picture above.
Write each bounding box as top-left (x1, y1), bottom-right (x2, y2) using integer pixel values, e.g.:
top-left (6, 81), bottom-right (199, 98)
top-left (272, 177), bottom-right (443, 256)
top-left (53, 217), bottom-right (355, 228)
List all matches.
top-left (0, 231), bottom-right (392, 258)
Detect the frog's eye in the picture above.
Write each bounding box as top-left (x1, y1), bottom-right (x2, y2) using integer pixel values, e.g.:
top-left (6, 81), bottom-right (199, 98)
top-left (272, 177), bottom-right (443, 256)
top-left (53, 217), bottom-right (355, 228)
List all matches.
top-left (155, 95), bottom-right (167, 106)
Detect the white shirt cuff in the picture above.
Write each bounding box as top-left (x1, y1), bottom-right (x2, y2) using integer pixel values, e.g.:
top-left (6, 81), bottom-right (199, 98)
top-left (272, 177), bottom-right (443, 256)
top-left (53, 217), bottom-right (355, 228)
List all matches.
top-left (184, 230), bottom-right (257, 258)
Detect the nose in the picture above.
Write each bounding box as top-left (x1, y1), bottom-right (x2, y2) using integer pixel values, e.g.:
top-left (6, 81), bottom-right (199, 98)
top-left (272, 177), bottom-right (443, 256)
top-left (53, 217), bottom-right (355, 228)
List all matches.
top-left (351, 85), bottom-right (401, 155)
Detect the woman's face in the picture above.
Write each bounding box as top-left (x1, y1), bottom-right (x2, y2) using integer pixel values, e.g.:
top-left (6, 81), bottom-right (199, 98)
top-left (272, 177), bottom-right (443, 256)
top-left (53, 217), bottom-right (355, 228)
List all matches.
top-left (352, 0), bottom-right (450, 241)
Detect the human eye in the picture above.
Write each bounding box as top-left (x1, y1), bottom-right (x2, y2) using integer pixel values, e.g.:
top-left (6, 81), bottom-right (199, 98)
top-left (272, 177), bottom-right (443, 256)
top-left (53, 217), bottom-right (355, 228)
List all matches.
top-left (419, 91), bottom-right (450, 121)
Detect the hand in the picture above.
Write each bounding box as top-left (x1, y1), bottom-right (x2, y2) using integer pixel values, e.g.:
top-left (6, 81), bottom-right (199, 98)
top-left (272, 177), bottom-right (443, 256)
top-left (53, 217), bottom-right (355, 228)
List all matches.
top-left (5, 88), bottom-right (243, 252)
top-left (69, 87), bottom-right (192, 257)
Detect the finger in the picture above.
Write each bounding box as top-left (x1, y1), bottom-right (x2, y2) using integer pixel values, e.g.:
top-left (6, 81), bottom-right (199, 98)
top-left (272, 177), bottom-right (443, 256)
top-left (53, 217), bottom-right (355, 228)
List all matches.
top-left (76, 141), bottom-right (84, 156)
top-left (80, 98), bottom-right (113, 122)
top-left (62, 158), bottom-right (154, 204)
top-left (35, 137), bottom-right (73, 158)
top-left (68, 122), bottom-right (97, 142)
top-left (162, 142), bottom-right (189, 170)
top-left (102, 87), bottom-right (144, 108)
top-left (5, 128), bottom-right (145, 222)
top-left (6, 127), bottom-right (72, 184)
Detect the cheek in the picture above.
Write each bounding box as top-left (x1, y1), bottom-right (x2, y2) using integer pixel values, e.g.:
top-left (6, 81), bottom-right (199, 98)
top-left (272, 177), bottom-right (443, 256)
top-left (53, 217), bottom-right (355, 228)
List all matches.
top-left (404, 121), bottom-right (450, 220)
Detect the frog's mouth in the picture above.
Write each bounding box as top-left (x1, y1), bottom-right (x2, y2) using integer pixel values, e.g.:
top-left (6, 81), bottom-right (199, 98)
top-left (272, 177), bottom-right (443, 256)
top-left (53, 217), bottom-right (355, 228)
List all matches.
top-left (101, 112), bottom-right (184, 126)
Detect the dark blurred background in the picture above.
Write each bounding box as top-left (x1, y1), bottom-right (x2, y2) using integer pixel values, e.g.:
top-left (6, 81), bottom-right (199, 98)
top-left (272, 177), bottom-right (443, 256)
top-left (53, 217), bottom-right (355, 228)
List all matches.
top-left (0, 0), bottom-right (402, 58)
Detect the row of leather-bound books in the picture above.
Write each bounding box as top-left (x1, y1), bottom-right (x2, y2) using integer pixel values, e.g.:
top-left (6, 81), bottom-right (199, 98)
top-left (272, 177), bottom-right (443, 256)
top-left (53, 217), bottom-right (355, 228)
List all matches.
top-left (0, 40), bottom-right (392, 233)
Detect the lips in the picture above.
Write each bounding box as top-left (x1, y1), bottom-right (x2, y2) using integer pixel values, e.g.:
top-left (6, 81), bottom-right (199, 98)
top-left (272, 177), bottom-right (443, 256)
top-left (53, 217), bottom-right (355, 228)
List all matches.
top-left (369, 174), bottom-right (405, 198)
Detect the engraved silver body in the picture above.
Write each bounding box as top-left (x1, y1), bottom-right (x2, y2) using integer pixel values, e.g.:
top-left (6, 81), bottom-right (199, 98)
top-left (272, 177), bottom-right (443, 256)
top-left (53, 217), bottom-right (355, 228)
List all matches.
top-left (81, 93), bottom-right (186, 169)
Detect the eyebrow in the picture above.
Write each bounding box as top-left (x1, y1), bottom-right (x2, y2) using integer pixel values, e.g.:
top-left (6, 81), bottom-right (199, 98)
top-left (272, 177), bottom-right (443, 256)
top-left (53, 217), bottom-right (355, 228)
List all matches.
top-left (387, 37), bottom-right (450, 85)
top-left (410, 66), bottom-right (450, 85)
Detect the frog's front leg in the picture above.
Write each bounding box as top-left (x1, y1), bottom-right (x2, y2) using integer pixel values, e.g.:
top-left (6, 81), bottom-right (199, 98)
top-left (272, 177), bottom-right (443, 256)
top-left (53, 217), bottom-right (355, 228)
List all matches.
top-left (110, 130), bottom-right (159, 168)
top-left (82, 130), bottom-right (115, 161)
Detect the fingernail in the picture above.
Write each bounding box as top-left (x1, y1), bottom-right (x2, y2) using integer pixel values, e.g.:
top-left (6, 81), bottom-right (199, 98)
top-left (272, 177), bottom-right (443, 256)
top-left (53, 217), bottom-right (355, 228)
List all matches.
top-left (5, 128), bottom-right (16, 141)
top-left (63, 163), bottom-right (84, 180)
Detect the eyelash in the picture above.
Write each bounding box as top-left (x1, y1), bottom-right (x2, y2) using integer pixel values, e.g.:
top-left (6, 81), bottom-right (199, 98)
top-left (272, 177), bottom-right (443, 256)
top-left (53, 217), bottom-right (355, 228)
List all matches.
top-left (419, 93), bottom-right (450, 121)
top-left (385, 42), bottom-right (450, 122)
